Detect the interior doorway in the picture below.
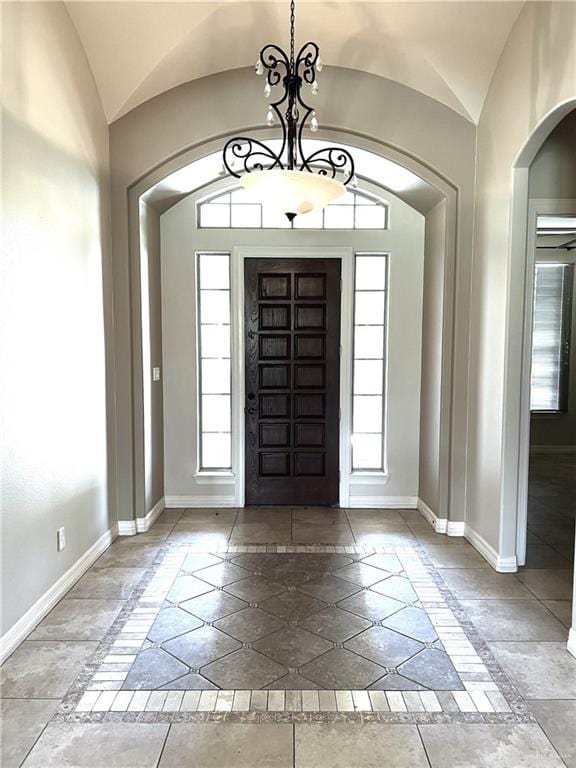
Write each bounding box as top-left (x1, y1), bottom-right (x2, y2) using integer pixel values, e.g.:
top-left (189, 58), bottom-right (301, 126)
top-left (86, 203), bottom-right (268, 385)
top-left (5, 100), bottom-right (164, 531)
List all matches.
top-left (244, 258), bottom-right (341, 506)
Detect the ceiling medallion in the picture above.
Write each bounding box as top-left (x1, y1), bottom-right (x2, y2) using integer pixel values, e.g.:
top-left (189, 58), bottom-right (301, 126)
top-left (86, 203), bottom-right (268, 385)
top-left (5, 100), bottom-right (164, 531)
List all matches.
top-left (222, 0), bottom-right (356, 221)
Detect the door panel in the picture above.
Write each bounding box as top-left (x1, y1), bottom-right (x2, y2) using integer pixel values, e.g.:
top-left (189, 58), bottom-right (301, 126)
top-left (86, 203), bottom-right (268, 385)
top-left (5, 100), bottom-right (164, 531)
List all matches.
top-left (245, 258), bottom-right (341, 506)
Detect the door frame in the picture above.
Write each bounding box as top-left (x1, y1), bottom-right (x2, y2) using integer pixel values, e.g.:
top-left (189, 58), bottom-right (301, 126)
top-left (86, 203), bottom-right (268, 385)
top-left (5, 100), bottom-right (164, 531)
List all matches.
top-left (232, 246), bottom-right (354, 507)
top-left (515, 198), bottom-right (576, 565)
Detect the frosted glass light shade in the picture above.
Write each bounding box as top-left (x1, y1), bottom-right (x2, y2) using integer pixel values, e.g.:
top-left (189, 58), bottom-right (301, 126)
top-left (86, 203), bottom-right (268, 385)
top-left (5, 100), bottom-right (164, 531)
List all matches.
top-left (241, 169), bottom-right (345, 218)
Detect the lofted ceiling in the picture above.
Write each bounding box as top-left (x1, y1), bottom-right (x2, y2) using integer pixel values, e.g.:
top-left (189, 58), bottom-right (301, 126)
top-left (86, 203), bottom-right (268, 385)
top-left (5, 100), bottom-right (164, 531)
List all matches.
top-left (66, 1), bottom-right (523, 124)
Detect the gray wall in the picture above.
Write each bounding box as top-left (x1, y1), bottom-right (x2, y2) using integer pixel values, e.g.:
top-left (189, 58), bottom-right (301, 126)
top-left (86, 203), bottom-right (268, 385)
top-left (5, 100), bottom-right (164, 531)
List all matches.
top-left (139, 203), bottom-right (165, 514)
top-left (160, 188), bottom-right (425, 506)
top-left (467, 1), bottom-right (576, 556)
top-left (109, 66), bottom-right (477, 524)
top-left (1, 2), bottom-right (114, 637)
top-left (419, 199), bottom-right (447, 515)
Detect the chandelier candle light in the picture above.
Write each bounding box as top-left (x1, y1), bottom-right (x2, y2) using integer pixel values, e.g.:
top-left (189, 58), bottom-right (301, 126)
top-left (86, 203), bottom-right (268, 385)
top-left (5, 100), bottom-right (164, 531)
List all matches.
top-left (222, 0), bottom-right (356, 221)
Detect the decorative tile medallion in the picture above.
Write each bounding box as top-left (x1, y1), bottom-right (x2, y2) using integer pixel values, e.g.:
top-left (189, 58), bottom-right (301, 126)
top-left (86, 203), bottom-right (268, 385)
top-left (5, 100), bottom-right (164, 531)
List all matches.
top-left (54, 543), bottom-right (533, 724)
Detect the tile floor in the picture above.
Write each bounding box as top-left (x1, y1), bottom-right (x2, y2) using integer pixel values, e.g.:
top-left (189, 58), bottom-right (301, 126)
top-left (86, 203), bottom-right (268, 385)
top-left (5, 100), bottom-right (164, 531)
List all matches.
top-left (1, 487), bottom-right (575, 766)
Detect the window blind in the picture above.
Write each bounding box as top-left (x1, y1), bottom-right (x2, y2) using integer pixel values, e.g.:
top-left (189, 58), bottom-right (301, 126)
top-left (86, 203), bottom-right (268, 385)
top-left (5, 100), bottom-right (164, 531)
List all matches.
top-left (530, 263), bottom-right (573, 412)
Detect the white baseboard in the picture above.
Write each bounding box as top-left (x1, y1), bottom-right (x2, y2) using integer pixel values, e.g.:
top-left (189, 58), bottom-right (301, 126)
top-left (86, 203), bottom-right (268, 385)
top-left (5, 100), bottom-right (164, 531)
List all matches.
top-left (136, 496), bottom-right (165, 533)
top-left (164, 495), bottom-right (236, 508)
top-left (447, 521), bottom-right (465, 537)
top-left (464, 523), bottom-right (517, 572)
top-left (416, 498), bottom-right (447, 533)
top-left (0, 524), bottom-right (118, 664)
top-left (348, 495), bottom-right (418, 509)
top-left (117, 520), bottom-right (137, 536)
top-left (568, 627), bottom-right (576, 659)
top-left (530, 445), bottom-right (576, 454)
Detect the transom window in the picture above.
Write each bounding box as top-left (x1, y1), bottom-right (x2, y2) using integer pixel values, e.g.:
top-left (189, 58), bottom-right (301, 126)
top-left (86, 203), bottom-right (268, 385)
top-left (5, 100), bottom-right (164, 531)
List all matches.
top-left (198, 188), bottom-right (389, 230)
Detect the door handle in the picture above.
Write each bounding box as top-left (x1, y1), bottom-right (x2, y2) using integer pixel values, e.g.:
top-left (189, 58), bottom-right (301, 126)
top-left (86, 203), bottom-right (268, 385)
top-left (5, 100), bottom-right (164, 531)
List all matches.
top-left (245, 407), bottom-right (257, 415)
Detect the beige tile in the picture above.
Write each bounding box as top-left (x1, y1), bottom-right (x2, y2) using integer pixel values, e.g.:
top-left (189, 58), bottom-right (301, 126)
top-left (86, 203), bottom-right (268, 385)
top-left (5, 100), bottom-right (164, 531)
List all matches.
top-left (439, 570), bottom-right (532, 599)
top-left (516, 569), bottom-right (574, 600)
top-left (22, 723), bottom-right (168, 767)
top-left (28, 598), bottom-right (124, 641)
top-left (542, 600), bottom-right (573, 628)
top-left (295, 724), bottom-right (429, 767)
top-left (419, 723), bottom-right (565, 767)
top-left (0, 699), bottom-right (59, 768)
top-left (0, 641), bottom-right (96, 698)
top-left (159, 724), bottom-right (292, 767)
top-left (68, 567), bottom-right (145, 599)
top-left (529, 700), bottom-right (576, 767)
top-left (489, 641), bottom-right (576, 698)
top-left (426, 545), bottom-right (489, 569)
top-left (458, 599), bottom-right (568, 641)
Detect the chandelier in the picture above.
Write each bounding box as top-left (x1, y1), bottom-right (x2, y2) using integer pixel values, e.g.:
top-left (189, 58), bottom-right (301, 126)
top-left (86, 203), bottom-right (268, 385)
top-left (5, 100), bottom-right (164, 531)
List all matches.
top-left (222, 0), bottom-right (355, 221)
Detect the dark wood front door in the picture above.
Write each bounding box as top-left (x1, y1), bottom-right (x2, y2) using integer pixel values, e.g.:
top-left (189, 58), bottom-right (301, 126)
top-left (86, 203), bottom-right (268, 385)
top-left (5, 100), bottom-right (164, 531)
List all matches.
top-left (244, 258), bottom-right (341, 506)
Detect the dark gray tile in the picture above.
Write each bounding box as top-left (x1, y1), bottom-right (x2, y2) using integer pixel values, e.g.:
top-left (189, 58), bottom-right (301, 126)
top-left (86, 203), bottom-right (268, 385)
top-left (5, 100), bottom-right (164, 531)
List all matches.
top-left (369, 674), bottom-right (427, 691)
top-left (345, 626), bottom-right (424, 667)
top-left (163, 625), bottom-right (241, 667)
top-left (292, 508), bottom-right (350, 525)
top-left (253, 627), bottom-right (332, 667)
top-left (158, 673), bottom-right (217, 690)
top-left (180, 591), bottom-right (247, 622)
top-left (299, 607), bottom-right (372, 643)
top-left (381, 607), bottom-right (438, 643)
top-left (194, 561), bottom-right (250, 586)
top-left (371, 576), bottom-right (419, 603)
top-left (266, 673), bottom-right (321, 690)
top-left (235, 507), bottom-right (292, 524)
top-left (334, 562), bottom-right (390, 586)
top-left (123, 648), bottom-right (189, 690)
top-left (202, 648), bottom-right (287, 689)
top-left (225, 575), bottom-right (286, 603)
top-left (231, 553), bottom-right (287, 571)
top-left (166, 575), bottom-right (214, 604)
top-left (298, 554), bottom-right (354, 571)
top-left (265, 562), bottom-right (323, 586)
top-left (147, 607), bottom-right (203, 643)
top-left (300, 648), bottom-right (384, 689)
top-left (361, 553), bottom-right (404, 573)
top-left (337, 590), bottom-right (404, 622)
top-left (182, 553), bottom-right (223, 572)
top-left (214, 607), bottom-right (285, 643)
top-left (230, 523), bottom-right (292, 544)
top-left (398, 648), bottom-right (463, 690)
top-left (259, 591), bottom-right (327, 621)
top-left (298, 575), bottom-right (360, 603)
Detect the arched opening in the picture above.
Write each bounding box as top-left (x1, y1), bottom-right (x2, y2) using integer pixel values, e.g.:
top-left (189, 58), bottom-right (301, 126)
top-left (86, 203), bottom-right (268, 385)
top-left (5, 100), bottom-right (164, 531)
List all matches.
top-left (125, 132), bottom-right (459, 535)
top-left (501, 100), bottom-right (576, 651)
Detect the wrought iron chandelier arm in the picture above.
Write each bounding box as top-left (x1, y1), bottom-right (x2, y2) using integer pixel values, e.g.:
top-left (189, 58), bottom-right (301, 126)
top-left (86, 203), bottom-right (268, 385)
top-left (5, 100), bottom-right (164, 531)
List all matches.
top-left (295, 41), bottom-right (319, 84)
top-left (299, 146), bottom-right (355, 184)
top-left (260, 44), bottom-right (290, 87)
top-left (222, 136), bottom-right (285, 177)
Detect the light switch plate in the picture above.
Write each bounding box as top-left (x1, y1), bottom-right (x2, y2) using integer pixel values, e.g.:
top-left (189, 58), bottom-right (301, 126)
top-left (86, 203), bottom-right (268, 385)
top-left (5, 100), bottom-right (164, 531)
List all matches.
top-left (57, 527), bottom-right (66, 551)
top-left (152, 367), bottom-right (161, 381)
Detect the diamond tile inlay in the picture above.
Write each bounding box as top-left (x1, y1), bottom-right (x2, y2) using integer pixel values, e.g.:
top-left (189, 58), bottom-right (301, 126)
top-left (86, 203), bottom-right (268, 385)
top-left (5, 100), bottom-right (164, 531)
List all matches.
top-left (337, 590), bottom-right (404, 622)
top-left (162, 625), bottom-right (241, 667)
top-left (225, 575), bottom-right (286, 603)
top-left (122, 648), bottom-right (189, 690)
top-left (299, 606), bottom-right (372, 643)
top-left (300, 648), bottom-right (385, 689)
top-left (344, 626), bottom-right (424, 667)
top-left (298, 575), bottom-right (361, 603)
top-left (147, 607), bottom-right (203, 644)
top-left (194, 562), bottom-right (251, 587)
top-left (334, 562), bottom-right (390, 587)
top-left (381, 606), bottom-right (438, 643)
top-left (259, 591), bottom-right (327, 621)
top-left (213, 607), bottom-right (285, 644)
top-left (202, 648), bottom-right (286, 689)
top-left (180, 591), bottom-right (247, 622)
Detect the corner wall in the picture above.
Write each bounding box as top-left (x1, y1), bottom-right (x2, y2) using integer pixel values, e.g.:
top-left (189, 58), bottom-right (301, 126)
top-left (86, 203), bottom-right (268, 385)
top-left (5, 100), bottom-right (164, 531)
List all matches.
top-left (1, 2), bottom-right (115, 646)
top-left (468, 1), bottom-right (576, 560)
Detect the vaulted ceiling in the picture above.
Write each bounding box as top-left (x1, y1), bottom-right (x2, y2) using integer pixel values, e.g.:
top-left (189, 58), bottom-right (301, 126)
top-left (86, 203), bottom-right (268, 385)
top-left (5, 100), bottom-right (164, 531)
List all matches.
top-left (67, 1), bottom-right (523, 125)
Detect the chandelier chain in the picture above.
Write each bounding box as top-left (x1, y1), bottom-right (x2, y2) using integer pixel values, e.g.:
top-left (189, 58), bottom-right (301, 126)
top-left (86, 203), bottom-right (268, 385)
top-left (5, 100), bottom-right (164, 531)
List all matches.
top-left (290, 0), bottom-right (295, 68)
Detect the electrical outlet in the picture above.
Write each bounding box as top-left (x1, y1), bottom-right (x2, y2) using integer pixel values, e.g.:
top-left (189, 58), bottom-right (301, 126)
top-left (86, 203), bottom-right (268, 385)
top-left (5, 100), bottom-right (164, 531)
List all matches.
top-left (57, 527), bottom-right (66, 551)
top-left (152, 366), bottom-right (161, 382)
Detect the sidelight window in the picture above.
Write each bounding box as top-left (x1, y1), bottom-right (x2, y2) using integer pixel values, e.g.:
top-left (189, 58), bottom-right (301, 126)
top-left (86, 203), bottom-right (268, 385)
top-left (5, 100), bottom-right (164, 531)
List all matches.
top-left (197, 253), bottom-right (232, 470)
top-left (352, 254), bottom-right (388, 470)
top-left (530, 262), bottom-right (573, 413)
